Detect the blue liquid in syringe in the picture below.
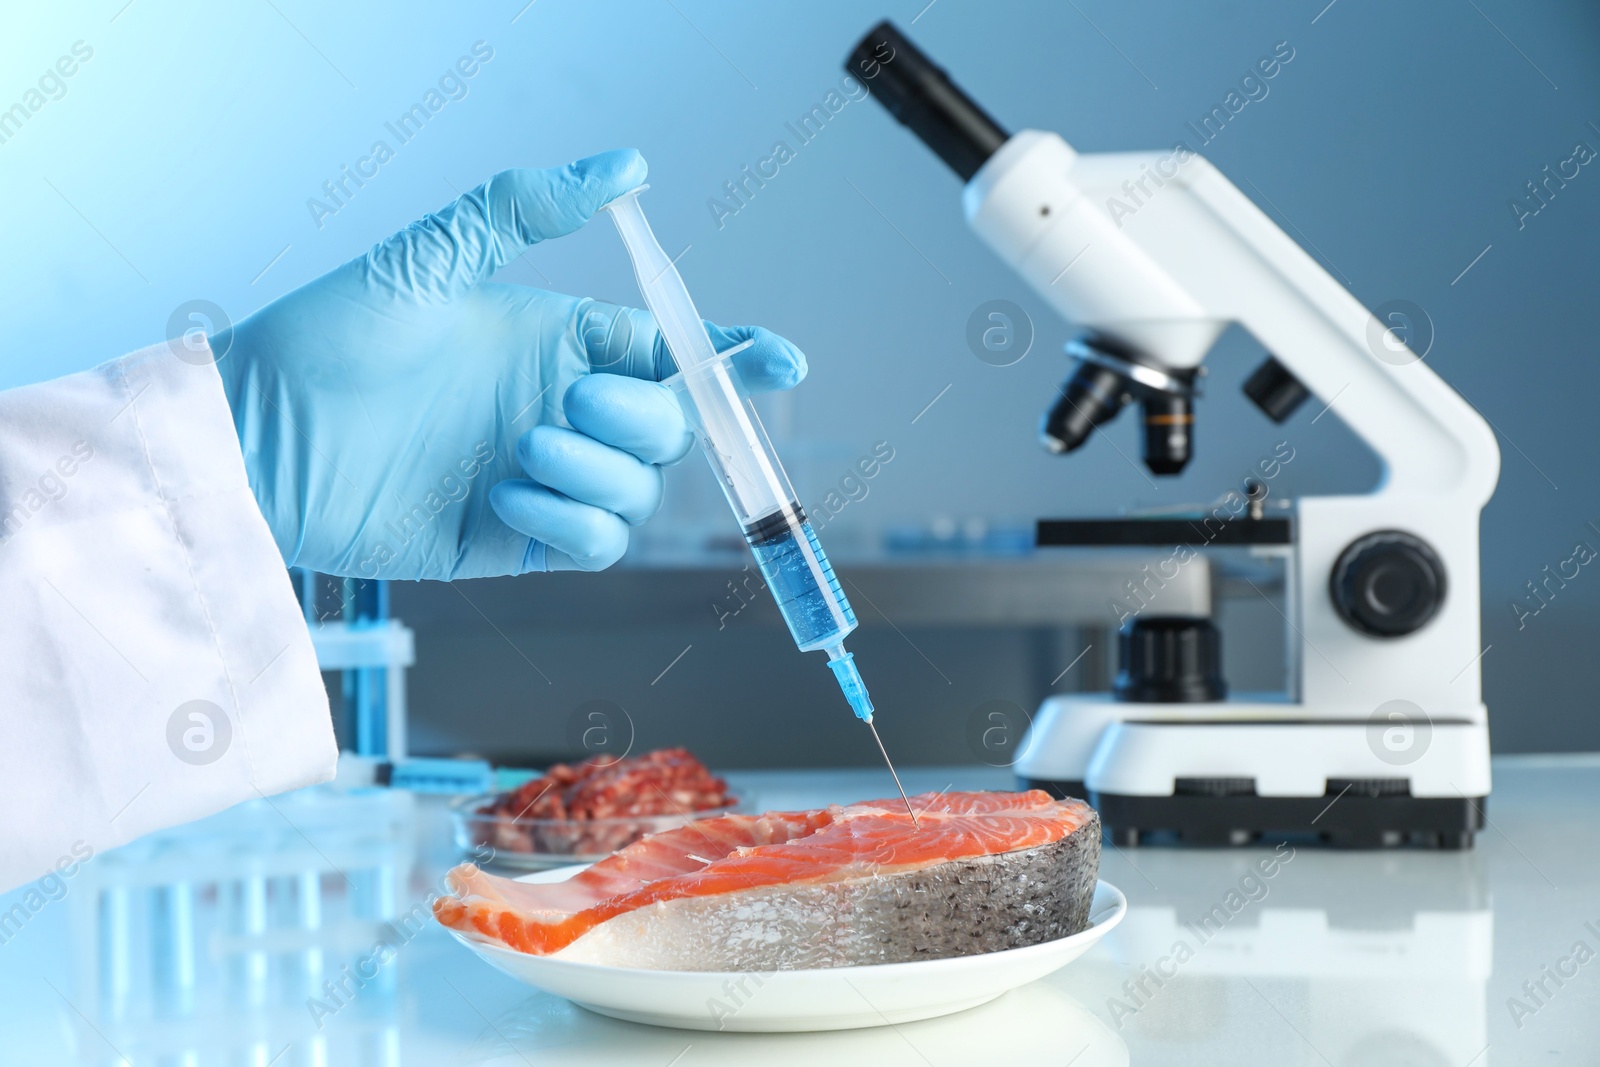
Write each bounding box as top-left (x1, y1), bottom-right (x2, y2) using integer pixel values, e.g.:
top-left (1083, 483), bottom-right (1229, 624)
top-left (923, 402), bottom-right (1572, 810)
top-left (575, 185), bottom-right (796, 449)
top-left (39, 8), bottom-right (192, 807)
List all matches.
top-left (745, 506), bottom-right (856, 651)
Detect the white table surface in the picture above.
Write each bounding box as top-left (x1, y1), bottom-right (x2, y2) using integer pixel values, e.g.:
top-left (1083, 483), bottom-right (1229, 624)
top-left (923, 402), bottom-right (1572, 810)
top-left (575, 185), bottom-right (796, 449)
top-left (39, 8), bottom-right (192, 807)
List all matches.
top-left (2, 755), bottom-right (1596, 1065)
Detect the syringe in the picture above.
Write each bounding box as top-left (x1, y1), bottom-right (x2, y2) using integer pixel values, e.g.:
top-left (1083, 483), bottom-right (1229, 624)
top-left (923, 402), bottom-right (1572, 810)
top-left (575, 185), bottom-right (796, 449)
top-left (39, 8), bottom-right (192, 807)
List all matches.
top-left (601, 187), bottom-right (917, 827)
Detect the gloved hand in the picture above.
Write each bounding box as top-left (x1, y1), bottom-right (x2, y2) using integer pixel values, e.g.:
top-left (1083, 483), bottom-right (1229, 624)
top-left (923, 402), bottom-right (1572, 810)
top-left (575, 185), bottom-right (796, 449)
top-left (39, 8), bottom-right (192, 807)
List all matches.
top-left (210, 149), bottom-right (806, 578)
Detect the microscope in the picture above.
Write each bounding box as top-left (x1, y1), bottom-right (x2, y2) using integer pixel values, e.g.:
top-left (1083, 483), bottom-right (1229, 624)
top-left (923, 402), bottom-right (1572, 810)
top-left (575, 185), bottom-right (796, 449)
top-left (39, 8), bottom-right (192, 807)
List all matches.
top-left (848, 22), bottom-right (1499, 847)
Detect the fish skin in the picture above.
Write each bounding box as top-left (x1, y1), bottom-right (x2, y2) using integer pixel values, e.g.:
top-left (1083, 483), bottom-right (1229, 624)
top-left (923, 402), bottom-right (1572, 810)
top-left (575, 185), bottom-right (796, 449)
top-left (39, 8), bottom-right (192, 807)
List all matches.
top-left (435, 790), bottom-right (1099, 968)
top-left (555, 820), bottom-right (1101, 970)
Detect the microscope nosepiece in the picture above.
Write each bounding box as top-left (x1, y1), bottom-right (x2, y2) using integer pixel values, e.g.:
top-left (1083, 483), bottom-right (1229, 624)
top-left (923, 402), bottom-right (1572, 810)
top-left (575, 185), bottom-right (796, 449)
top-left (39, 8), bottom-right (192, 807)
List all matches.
top-left (1042, 337), bottom-right (1196, 474)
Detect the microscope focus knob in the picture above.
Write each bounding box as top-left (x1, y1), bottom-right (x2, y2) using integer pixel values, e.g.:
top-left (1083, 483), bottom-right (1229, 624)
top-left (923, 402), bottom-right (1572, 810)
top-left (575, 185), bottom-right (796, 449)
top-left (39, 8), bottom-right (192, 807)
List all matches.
top-left (1114, 616), bottom-right (1227, 703)
top-left (1330, 531), bottom-right (1447, 637)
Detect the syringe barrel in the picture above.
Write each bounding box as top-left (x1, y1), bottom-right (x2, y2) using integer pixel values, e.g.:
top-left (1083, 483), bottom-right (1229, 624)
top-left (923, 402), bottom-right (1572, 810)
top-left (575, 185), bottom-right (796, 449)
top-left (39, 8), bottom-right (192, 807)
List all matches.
top-left (665, 351), bottom-right (858, 652)
top-left (601, 188), bottom-right (858, 654)
top-left (664, 348), bottom-right (796, 528)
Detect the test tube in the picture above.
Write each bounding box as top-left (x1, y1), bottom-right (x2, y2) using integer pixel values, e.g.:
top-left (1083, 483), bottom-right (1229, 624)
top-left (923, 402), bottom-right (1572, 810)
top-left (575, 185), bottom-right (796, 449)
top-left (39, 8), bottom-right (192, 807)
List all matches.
top-left (229, 873), bottom-right (268, 1006)
top-left (296, 870), bottom-right (325, 995)
top-left (150, 881), bottom-right (196, 1017)
top-left (97, 886), bottom-right (130, 1020)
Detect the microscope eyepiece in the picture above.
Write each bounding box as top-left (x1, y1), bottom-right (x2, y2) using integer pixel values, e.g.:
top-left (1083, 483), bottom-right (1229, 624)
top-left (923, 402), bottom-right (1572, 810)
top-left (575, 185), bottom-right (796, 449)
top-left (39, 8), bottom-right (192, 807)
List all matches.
top-left (846, 20), bottom-right (1010, 182)
top-left (844, 25), bottom-right (1199, 476)
top-left (1044, 336), bottom-right (1196, 475)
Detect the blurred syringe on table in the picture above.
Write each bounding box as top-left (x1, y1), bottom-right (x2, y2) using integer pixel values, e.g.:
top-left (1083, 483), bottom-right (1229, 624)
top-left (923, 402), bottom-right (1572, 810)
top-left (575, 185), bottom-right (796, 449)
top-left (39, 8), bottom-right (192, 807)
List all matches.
top-left (601, 187), bottom-right (918, 827)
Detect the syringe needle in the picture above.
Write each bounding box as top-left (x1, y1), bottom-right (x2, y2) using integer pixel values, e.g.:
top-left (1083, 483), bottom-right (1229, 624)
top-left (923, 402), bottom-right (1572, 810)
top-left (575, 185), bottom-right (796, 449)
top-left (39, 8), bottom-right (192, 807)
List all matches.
top-left (865, 720), bottom-right (919, 829)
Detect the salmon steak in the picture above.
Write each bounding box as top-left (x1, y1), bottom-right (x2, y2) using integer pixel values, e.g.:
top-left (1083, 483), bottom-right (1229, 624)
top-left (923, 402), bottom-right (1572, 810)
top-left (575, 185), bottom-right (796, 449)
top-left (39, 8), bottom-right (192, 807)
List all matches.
top-left (434, 789), bottom-right (1100, 970)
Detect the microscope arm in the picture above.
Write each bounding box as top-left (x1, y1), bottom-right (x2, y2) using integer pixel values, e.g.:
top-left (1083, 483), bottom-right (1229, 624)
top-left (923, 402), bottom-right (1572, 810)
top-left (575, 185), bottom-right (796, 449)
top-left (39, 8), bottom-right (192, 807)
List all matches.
top-left (964, 131), bottom-right (1500, 712)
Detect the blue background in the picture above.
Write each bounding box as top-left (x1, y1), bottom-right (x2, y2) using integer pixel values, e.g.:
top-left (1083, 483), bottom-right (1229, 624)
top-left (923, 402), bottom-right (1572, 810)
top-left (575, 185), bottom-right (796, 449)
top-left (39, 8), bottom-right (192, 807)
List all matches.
top-left (2, 0), bottom-right (1598, 759)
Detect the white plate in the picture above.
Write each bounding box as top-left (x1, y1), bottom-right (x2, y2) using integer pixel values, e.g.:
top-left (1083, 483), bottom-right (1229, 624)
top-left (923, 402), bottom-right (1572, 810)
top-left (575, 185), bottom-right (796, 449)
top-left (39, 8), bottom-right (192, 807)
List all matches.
top-left (447, 864), bottom-right (1126, 1032)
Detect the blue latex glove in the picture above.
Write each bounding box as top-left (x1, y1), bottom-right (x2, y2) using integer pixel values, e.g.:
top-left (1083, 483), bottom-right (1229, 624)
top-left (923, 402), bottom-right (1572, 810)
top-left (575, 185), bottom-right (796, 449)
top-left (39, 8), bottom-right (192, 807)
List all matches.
top-left (211, 150), bottom-right (806, 578)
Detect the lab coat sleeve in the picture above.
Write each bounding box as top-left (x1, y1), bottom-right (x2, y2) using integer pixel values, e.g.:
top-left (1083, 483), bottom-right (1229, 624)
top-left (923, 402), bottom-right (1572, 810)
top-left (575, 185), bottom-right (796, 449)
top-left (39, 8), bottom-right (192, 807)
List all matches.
top-left (0, 341), bottom-right (336, 894)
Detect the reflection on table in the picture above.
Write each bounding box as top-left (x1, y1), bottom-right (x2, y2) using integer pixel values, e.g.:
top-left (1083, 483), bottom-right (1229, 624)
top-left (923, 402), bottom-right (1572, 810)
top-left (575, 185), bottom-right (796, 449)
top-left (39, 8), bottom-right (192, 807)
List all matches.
top-left (6, 760), bottom-right (1595, 1064)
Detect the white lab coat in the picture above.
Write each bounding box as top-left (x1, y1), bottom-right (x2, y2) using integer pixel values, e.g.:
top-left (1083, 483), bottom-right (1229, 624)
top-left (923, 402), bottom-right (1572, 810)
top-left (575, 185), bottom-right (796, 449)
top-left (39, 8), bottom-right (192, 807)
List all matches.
top-left (0, 342), bottom-right (336, 893)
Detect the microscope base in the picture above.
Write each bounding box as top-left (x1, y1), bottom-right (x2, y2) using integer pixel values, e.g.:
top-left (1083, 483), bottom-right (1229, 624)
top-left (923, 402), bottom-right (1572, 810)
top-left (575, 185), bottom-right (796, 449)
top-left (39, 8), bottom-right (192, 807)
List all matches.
top-left (1024, 777), bottom-right (1484, 849)
top-left (1016, 698), bottom-right (1493, 849)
